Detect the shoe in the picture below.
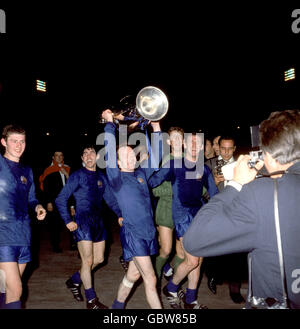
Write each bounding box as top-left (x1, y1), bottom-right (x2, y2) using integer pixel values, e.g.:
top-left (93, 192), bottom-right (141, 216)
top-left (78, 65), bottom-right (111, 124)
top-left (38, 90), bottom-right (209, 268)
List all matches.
top-left (207, 277), bottom-right (217, 294)
top-left (184, 300), bottom-right (208, 309)
top-left (162, 285), bottom-right (182, 309)
top-left (177, 288), bottom-right (185, 301)
top-left (87, 297), bottom-right (108, 309)
top-left (65, 278), bottom-right (84, 301)
top-left (230, 292), bottom-right (245, 304)
top-left (119, 256), bottom-right (129, 272)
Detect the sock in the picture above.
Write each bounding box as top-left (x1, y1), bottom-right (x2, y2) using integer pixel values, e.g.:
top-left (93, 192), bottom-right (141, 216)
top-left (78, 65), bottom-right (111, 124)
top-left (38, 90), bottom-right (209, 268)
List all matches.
top-left (112, 299), bottom-right (125, 309)
top-left (155, 255), bottom-right (168, 279)
top-left (174, 255), bottom-right (184, 274)
top-left (163, 262), bottom-right (172, 274)
top-left (185, 288), bottom-right (197, 304)
top-left (0, 293), bottom-right (6, 308)
top-left (85, 288), bottom-right (96, 302)
top-left (167, 279), bottom-right (180, 293)
top-left (71, 271), bottom-right (81, 285)
top-left (3, 300), bottom-right (22, 309)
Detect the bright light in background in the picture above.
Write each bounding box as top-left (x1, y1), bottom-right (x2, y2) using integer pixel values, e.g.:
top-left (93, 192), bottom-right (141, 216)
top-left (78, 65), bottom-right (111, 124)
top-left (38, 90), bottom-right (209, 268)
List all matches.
top-left (36, 80), bottom-right (47, 92)
top-left (46, 132), bottom-right (50, 136)
top-left (284, 68), bottom-right (295, 82)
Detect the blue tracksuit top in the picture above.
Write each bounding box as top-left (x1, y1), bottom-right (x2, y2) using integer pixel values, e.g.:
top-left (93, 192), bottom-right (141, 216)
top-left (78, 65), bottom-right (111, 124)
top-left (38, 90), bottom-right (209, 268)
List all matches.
top-left (104, 122), bottom-right (162, 240)
top-left (148, 158), bottom-right (219, 226)
top-left (55, 167), bottom-right (121, 225)
top-left (0, 154), bottom-right (39, 246)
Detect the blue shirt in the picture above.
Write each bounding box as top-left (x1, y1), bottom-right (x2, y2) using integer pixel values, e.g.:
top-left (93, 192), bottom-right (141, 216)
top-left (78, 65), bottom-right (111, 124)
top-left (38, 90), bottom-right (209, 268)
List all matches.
top-left (148, 158), bottom-right (219, 226)
top-left (0, 154), bottom-right (39, 246)
top-left (55, 167), bottom-right (121, 225)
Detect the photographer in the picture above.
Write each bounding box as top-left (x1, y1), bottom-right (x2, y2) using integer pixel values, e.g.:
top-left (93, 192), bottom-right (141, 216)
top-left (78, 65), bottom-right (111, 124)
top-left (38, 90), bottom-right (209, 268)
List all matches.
top-left (183, 109), bottom-right (300, 308)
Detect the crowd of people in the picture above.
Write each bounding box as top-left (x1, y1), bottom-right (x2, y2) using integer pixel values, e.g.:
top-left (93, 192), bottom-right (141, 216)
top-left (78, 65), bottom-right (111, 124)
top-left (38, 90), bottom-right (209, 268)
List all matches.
top-left (0, 108), bottom-right (300, 309)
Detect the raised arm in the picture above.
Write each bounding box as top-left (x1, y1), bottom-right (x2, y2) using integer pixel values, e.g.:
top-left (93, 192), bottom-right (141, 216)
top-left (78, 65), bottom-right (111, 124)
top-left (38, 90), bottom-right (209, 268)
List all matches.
top-left (102, 110), bottom-right (122, 190)
top-left (140, 122), bottom-right (163, 181)
top-left (148, 160), bottom-right (173, 188)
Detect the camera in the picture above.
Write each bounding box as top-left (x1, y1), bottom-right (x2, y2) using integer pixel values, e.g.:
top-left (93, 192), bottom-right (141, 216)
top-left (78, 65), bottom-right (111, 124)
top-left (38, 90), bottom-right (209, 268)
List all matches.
top-left (248, 150), bottom-right (264, 168)
top-left (215, 159), bottom-right (227, 175)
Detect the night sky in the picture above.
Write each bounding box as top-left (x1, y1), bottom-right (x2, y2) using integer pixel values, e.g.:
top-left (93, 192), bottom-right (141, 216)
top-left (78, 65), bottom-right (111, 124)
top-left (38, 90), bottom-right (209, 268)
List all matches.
top-left (0, 3), bottom-right (299, 173)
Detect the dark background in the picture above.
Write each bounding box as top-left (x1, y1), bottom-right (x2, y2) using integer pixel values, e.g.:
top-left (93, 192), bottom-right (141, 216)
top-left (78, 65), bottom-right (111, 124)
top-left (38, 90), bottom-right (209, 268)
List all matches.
top-left (0, 3), bottom-right (299, 174)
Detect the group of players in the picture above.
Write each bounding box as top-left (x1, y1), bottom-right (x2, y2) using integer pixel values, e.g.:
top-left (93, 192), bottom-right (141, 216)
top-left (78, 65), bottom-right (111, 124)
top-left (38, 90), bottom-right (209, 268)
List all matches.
top-left (0, 109), bottom-right (220, 309)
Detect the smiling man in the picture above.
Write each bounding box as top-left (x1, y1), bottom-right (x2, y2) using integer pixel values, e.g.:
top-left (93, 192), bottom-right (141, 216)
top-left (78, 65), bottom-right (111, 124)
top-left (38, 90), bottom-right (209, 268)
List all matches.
top-left (148, 132), bottom-right (218, 309)
top-left (0, 124), bottom-right (46, 309)
top-left (55, 145), bottom-right (122, 309)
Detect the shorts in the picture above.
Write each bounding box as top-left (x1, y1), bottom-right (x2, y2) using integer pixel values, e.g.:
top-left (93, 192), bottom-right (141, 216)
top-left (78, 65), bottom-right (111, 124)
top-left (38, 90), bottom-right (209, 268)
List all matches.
top-left (0, 246), bottom-right (31, 264)
top-left (154, 200), bottom-right (174, 229)
top-left (74, 213), bottom-right (107, 243)
top-left (120, 226), bottom-right (158, 262)
top-left (174, 213), bottom-right (194, 239)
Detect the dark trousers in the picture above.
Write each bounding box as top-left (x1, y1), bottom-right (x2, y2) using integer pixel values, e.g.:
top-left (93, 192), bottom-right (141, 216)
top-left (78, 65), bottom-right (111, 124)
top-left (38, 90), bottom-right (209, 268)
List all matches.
top-left (204, 253), bottom-right (248, 292)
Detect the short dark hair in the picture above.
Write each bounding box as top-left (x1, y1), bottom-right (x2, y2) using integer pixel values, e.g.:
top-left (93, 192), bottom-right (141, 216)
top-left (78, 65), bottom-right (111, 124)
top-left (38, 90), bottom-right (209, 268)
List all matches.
top-left (218, 135), bottom-right (236, 146)
top-left (168, 126), bottom-right (184, 137)
top-left (1, 124), bottom-right (26, 140)
top-left (204, 136), bottom-right (213, 145)
top-left (81, 144), bottom-right (96, 156)
top-left (259, 109), bottom-right (300, 164)
top-left (53, 150), bottom-right (64, 156)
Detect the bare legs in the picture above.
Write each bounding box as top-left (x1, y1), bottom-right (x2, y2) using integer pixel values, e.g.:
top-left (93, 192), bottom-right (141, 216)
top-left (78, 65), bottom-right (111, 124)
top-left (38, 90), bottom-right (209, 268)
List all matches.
top-left (116, 256), bottom-right (162, 309)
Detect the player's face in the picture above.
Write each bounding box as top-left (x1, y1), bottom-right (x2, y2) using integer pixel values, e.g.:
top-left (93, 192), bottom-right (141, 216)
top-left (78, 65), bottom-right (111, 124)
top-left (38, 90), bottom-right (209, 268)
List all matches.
top-left (118, 146), bottom-right (137, 172)
top-left (185, 134), bottom-right (203, 159)
top-left (169, 131), bottom-right (183, 153)
top-left (81, 148), bottom-right (97, 171)
top-left (219, 139), bottom-right (236, 161)
top-left (1, 133), bottom-right (26, 162)
top-left (53, 152), bottom-right (64, 164)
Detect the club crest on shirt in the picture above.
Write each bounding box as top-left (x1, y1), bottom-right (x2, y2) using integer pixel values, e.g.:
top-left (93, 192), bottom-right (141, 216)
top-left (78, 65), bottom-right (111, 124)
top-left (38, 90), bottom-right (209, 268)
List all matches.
top-left (97, 180), bottom-right (103, 188)
top-left (20, 176), bottom-right (27, 184)
top-left (137, 177), bottom-right (145, 184)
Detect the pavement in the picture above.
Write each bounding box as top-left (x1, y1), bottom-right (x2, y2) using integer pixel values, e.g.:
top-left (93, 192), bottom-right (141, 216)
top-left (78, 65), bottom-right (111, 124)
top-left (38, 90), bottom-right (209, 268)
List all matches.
top-left (21, 216), bottom-right (249, 310)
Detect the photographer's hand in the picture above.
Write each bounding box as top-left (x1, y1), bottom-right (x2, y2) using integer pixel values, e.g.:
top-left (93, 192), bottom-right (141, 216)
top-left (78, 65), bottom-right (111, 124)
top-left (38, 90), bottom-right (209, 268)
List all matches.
top-left (233, 155), bottom-right (264, 186)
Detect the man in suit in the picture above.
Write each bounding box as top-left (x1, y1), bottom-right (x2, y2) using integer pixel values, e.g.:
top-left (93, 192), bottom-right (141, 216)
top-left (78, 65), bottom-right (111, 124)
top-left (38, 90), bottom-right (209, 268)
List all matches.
top-left (183, 109), bottom-right (300, 309)
top-left (204, 136), bottom-right (247, 303)
top-left (40, 150), bottom-right (74, 253)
